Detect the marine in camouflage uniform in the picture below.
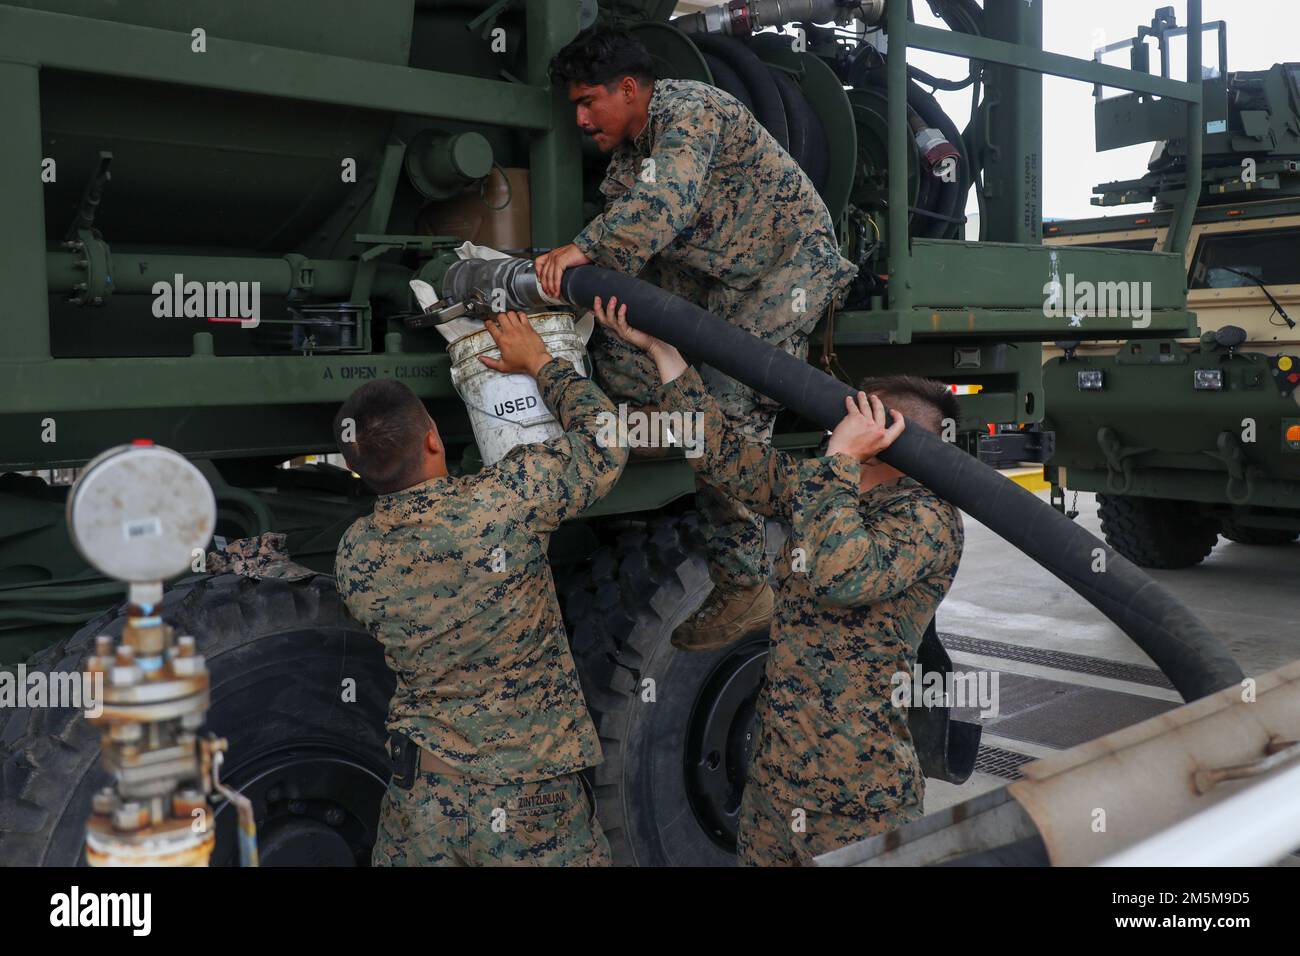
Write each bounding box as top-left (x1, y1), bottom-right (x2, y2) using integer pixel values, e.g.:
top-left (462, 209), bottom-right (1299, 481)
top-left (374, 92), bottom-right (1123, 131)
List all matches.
top-left (335, 355), bottom-right (625, 866)
top-left (570, 73), bottom-right (858, 626)
top-left (657, 366), bottom-right (964, 865)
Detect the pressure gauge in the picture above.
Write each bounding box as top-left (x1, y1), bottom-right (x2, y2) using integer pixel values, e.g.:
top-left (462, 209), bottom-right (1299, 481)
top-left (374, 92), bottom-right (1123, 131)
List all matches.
top-left (66, 442), bottom-right (216, 588)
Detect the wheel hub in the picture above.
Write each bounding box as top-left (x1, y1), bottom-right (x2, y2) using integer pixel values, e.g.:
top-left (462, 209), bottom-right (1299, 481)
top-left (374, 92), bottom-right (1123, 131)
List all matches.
top-left (683, 635), bottom-right (769, 851)
top-left (211, 750), bottom-right (388, 867)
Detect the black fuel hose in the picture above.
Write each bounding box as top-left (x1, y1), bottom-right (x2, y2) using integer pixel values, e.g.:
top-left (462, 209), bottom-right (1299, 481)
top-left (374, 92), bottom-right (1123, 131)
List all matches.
top-left (769, 66), bottom-right (830, 194)
top-left (768, 66), bottom-right (811, 170)
top-left (559, 264), bottom-right (1244, 702)
top-left (691, 33), bottom-right (789, 151)
top-left (701, 52), bottom-right (755, 112)
top-left (905, 77), bottom-right (968, 238)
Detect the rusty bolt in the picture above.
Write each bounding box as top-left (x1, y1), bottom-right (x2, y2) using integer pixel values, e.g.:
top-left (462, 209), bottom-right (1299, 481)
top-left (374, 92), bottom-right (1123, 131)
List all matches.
top-left (113, 801), bottom-right (149, 832)
top-left (110, 665), bottom-right (141, 687)
top-left (171, 654), bottom-right (205, 677)
top-left (92, 788), bottom-right (117, 815)
top-left (172, 789), bottom-right (207, 819)
top-left (110, 646), bottom-right (140, 684)
top-left (109, 722), bottom-right (143, 743)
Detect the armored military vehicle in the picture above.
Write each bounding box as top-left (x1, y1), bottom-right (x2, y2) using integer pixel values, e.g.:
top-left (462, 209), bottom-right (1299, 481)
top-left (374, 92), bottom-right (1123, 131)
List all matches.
top-left (1044, 10), bottom-right (1300, 567)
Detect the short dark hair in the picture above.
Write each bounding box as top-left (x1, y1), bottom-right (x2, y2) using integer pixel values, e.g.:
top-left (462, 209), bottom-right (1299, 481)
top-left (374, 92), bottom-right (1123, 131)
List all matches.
top-left (548, 28), bottom-right (654, 89)
top-left (333, 380), bottom-right (432, 494)
top-left (857, 374), bottom-right (960, 435)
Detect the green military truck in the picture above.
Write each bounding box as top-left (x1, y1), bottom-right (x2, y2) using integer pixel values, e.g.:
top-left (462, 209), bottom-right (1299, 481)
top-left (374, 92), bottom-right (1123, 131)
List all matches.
top-left (0, 0), bottom-right (1222, 866)
top-left (1043, 12), bottom-right (1300, 567)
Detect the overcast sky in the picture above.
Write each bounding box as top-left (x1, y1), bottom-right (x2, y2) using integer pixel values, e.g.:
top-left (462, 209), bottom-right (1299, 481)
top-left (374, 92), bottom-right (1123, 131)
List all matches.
top-left (908, 1), bottom-right (1291, 220)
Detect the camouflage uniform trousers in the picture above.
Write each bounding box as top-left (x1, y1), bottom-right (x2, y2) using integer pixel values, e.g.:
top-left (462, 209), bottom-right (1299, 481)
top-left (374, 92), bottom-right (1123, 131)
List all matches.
top-left (370, 769), bottom-right (611, 867)
top-left (590, 326), bottom-right (811, 590)
top-left (735, 777), bottom-right (922, 867)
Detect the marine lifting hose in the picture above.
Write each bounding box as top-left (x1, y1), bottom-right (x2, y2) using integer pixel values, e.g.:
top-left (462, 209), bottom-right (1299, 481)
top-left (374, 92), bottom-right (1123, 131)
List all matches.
top-left (441, 258), bottom-right (1244, 702)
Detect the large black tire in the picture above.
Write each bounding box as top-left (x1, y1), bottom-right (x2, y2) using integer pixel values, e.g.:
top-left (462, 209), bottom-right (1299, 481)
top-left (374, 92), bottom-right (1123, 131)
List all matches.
top-left (1219, 521), bottom-right (1299, 546)
top-left (0, 573), bottom-right (393, 866)
top-left (1096, 494), bottom-right (1220, 569)
top-left (560, 512), bottom-right (772, 867)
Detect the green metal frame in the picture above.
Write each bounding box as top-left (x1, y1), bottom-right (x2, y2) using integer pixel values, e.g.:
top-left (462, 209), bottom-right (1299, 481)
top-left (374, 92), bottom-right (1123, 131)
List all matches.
top-left (0, 1), bottom-right (586, 470)
top-left (0, 6), bottom-right (552, 130)
top-left (0, 1), bottom-right (1207, 470)
top-left (0, 0), bottom-right (575, 319)
top-left (877, 0), bottom-right (1204, 322)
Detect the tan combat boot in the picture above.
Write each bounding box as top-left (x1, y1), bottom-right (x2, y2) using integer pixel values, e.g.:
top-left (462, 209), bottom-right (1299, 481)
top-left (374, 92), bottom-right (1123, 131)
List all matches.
top-left (671, 583), bottom-right (774, 652)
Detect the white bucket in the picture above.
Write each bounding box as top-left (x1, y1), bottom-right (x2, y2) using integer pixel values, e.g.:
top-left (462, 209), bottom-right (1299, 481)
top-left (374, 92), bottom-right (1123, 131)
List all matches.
top-left (446, 311), bottom-right (590, 466)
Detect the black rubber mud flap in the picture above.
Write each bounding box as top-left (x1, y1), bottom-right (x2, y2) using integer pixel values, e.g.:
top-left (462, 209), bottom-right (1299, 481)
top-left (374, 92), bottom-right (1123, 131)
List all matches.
top-left (908, 620), bottom-right (981, 785)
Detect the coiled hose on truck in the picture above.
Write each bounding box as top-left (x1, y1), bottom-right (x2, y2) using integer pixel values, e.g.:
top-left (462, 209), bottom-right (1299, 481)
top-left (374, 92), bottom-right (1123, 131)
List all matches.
top-left (553, 265), bottom-right (1244, 703)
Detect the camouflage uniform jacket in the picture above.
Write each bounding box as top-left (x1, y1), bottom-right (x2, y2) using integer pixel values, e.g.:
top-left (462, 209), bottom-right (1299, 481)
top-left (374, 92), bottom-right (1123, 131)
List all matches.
top-left (335, 358), bottom-right (627, 785)
top-left (660, 367), bottom-right (964, 818)
top-left (573, 78), bottom-right (857, 343)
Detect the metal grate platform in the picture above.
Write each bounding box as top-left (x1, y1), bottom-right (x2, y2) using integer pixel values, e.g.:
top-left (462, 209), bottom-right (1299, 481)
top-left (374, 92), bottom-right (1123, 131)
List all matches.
top-left (938, 631), bottom-right (1174, 689)
top-left (974, 745), bottom-right (1037, 781)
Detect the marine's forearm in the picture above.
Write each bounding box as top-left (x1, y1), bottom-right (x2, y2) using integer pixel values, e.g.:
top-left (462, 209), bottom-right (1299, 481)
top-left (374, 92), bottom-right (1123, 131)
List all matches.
top-left (537, 356), bottom-right (611, 433)
top-left (647, 342), bottom-right (688, 387)
top-left (657, 366), bottom-right (792, 519)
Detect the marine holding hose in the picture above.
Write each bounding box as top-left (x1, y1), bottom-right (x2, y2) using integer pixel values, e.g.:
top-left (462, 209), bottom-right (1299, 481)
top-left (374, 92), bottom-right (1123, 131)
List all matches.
top-left (333, 313), bottom-right (625, 867)
top-left (594, 295), bottom-right (964, 865)
top-left (536, 28), bottom-right (858, 651)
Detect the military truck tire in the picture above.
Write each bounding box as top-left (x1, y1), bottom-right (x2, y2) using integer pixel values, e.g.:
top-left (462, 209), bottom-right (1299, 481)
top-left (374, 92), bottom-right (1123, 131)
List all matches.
top-left (0, 573), bottom-right (393, 867)
top-left (561, 512), bottom-right (771, 867)
top-left (1219, 521), bottom-right (1299, 546)
top-left (1096, 494), bottom-right (1220, 569)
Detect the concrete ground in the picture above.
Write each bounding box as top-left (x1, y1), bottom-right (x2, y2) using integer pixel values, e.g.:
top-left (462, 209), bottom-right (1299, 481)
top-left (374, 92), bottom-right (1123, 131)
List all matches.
top-left (923, 489), bottom-right (1300, 813)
